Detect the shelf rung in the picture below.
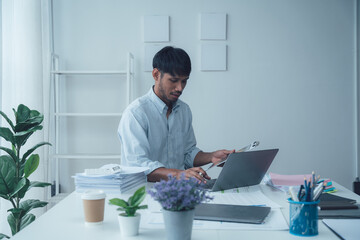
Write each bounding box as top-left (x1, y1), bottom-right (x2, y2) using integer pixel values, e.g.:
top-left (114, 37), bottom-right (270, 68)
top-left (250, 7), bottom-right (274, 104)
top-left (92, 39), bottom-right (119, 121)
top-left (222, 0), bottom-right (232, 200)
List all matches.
top-left (51, 70), bottom-right (127, 75)
top-left (51, 154), bottom-right (121, 159)
top-left (54, 113), bottom-right (122, 117)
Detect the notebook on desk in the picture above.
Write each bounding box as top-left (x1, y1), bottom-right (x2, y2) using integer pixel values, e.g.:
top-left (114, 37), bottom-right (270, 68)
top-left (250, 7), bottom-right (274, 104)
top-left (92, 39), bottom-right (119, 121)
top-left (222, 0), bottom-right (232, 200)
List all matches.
top-left (203, 149), bottom-right (279, 192)
top-left (194, 203), bottom-right (271, 224)
top-left (319, 193), bottom-right (358, 210)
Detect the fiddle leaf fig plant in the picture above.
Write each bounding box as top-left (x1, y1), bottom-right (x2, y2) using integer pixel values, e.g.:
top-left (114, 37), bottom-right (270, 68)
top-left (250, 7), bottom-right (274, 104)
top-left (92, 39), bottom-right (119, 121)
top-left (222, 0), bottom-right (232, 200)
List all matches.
top-left (0, 104), bottom-right (51, 239)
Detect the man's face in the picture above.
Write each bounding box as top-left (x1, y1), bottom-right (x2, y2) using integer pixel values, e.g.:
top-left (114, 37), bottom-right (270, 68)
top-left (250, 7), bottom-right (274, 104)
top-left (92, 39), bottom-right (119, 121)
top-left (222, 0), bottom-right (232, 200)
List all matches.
top-left (153, 68), bottom-right (189, 106)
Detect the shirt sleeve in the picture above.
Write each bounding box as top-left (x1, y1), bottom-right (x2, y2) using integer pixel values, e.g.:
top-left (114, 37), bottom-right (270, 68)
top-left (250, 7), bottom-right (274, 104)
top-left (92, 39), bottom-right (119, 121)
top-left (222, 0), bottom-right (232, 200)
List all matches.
top-left (118, 109), bottom-right (165, 175)
top-left (183, 107), bottom-right (201, 169)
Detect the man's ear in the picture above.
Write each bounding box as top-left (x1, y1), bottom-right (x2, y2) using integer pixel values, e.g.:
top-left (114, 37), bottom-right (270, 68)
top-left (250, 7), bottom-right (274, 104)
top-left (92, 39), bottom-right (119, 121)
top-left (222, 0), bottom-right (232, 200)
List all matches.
top-left (152, 68), bottom-right (160, 82)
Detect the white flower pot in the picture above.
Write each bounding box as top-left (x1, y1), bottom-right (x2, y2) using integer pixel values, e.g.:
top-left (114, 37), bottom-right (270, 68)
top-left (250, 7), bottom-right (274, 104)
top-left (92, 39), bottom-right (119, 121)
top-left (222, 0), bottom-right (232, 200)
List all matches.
top-left (162, 208), bottom-right (195, 240)
top-left (117, 213), bottom-right (141, 237)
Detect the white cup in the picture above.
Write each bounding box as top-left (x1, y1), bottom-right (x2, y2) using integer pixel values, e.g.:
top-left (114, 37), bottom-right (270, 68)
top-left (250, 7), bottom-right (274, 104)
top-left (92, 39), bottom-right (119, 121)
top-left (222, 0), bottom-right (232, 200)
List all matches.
top-left (81, 190), bottom-right (106, 226)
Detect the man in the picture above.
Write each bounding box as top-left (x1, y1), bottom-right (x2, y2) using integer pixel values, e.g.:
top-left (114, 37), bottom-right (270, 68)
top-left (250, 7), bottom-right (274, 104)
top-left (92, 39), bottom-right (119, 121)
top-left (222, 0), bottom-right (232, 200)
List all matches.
top-left (118, 46), bottom-right (233, 182)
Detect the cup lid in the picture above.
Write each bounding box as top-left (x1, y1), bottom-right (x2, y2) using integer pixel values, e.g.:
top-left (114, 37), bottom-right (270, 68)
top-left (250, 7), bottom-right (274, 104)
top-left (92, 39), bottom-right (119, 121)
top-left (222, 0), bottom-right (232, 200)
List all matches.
top-left (81, 190), bottom-right (106, 200)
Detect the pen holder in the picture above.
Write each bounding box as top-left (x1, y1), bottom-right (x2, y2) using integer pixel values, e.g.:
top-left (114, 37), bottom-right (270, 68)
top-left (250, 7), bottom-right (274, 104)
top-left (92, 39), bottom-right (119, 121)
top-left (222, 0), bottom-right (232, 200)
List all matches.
top-left (288, 198), bottom-right (319, 237)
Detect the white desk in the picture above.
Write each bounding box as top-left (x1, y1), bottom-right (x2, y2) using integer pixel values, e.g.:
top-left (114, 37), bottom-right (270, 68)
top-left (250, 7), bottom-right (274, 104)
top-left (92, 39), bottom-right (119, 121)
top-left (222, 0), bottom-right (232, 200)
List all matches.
top-left (11, 182), bottom-right (360, 240)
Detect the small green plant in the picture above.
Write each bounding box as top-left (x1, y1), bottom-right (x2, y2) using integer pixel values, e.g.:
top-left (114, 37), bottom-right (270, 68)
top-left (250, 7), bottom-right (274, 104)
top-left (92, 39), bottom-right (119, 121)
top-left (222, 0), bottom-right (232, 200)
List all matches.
top-left (0, 104), bottom-right (51, 239)
top-left (109, 186), bottom-right (148, 216)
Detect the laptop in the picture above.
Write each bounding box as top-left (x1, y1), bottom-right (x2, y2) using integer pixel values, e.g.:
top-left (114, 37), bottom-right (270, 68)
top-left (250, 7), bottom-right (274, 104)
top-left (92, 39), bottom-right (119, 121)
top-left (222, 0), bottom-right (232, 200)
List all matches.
top-left (203, 149), bottom-right (279, 191)
top-left (194, 203), bottom-right (271, 224)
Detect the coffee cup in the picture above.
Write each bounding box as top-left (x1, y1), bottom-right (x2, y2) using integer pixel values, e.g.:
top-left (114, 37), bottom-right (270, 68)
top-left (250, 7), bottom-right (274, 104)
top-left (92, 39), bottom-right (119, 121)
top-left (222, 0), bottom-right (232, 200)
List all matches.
top-left (81, 190), bottom-right (106, 225)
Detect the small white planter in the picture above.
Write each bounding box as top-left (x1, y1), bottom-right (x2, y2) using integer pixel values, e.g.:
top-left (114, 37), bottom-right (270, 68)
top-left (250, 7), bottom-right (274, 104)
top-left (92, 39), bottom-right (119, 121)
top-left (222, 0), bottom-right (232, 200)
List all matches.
top-left (117, 213), bottom-right (141, 237)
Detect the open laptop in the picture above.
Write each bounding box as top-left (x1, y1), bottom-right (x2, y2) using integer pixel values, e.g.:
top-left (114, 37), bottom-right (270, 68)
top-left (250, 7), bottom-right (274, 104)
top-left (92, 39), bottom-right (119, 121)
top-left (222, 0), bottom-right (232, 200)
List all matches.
top-left (203, 149), bottom-right (279, 191)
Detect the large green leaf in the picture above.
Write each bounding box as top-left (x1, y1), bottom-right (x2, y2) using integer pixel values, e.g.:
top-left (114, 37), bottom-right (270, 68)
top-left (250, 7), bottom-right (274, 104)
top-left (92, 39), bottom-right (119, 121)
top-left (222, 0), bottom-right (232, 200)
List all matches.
top-left (8, 212), bottom-right (36, 235)
top-left (0, 127), bottom-right (15, 145)
top-left (0, 233), bottom-right (10, 239)
top-left (0, 156), bottom-right (16, 195)
top-left (19, 213), bottom-right (36, 232)
top-left (19, 165), bottom-right (25, 179)
top-left (29, 181), bottom-right (51, 189)
top-left (0, 110), bottom-right (15, 132)
top-left (19, 199), bottom-right (48, 215)
top-left (129, 186), bottom-right (146, 207)
top-left (7, 208), bottom-right (25, 220)
top-left (21, 142), bottom-right (51, 164)
top-left (0, 193), bottom-right (9, 200)
top-left (7, 213), bottom-right (16, 235)
top-left (14, 125), bottom-right (42, 147)
top-left (14, 122), bottom-right (39, 133)
top-left (15, 113), bottom-right (43, 133)
top-left (109, 198), bottom-right (128, 208)
top-left (10, 178), bottom-right (29, 198)
top-left (24, 154), bottom-right (39, 178)
top-left (26, 115), bottom-right (43, 124)
top-left (15, 104), bottom-right (31, 124)
top-left (0, 146), bottom-right (18, 164)
top-left (29, 110), bottom-right (40, 118)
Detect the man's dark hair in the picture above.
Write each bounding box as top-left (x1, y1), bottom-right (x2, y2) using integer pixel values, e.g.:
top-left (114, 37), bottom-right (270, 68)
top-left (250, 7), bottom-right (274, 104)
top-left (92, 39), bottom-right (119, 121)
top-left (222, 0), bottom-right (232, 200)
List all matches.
top-left (153, 46), bottom-right (191, 77)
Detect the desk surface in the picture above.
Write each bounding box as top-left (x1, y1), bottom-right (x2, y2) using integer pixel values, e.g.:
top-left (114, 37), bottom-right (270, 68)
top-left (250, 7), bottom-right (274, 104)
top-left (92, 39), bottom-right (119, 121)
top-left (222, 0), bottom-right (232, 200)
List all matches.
top-left (11, 182), bottom-right (360, 240)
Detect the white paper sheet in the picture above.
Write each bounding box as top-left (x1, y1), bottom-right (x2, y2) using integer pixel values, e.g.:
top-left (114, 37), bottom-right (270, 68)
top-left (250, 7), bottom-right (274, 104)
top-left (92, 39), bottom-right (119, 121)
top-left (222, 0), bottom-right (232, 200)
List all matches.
top-left (322, 219), bottom-right (360, 240)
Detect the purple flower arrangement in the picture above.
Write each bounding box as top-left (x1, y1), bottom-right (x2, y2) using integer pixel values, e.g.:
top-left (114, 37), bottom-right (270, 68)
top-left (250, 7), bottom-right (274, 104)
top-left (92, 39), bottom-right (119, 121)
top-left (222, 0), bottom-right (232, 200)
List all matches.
top-left (148, 174), bottom-right (213, 211)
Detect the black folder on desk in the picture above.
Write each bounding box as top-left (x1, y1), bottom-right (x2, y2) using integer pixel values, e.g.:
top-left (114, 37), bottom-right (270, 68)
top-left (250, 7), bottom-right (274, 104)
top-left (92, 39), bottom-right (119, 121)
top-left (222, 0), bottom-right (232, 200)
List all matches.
top-left (319, 193), bottom-right (358, 210)
top-left (318, 205), bottom-right (360, 219)
top-left (318, 193), bottom-right (360, 219)
top-left (194, 203), bottom-right (271, 224)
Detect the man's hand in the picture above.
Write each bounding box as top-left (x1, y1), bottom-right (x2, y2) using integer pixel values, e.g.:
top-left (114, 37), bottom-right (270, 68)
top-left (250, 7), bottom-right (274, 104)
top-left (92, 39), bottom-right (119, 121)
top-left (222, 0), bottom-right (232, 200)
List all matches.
top-left (175, 167), bottom-right (210, 183)
top-left (210, 149), bottom-right (235, 166)
top-left (147, 167), bottom-right (209, 183)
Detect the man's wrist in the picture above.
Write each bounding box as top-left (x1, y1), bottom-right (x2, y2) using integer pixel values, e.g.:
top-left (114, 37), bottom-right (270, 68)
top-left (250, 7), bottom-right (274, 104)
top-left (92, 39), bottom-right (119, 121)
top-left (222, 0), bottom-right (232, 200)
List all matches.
top-left (147, 167), bottom-right (181, 182)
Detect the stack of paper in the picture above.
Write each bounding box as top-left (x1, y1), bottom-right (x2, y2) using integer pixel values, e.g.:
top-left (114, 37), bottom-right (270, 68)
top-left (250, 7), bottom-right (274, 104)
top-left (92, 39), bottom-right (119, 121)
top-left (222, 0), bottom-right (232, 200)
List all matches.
top-left (73, 164), bottom-right (148, 193)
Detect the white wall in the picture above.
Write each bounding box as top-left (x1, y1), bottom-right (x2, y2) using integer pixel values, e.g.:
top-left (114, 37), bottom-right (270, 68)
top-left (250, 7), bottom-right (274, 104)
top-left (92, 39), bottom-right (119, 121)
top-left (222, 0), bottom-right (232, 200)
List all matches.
top-left (0, 1), bottom-right (2, 113)
top-left (357, 0), bottom-right (360, 185)
top-left (53, 0), bottom-right (356, 191)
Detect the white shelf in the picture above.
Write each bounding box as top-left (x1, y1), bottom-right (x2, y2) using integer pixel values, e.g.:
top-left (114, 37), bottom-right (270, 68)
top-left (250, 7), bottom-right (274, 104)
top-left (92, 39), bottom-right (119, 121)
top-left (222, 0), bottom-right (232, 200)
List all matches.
top-left (51, 70), bottom-right (127, 75)
top-left (50, 52), bottom-right (134, 196)
top-left (52, 154), bottom-right (121, 159)
top-left (54, 113), bottom-right (122, 117)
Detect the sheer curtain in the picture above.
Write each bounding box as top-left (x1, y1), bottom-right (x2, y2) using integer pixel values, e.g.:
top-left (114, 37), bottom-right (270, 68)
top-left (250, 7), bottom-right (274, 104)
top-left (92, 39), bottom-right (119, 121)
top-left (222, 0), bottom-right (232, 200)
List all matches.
top-left (1, 0), bottom-right (51, 236)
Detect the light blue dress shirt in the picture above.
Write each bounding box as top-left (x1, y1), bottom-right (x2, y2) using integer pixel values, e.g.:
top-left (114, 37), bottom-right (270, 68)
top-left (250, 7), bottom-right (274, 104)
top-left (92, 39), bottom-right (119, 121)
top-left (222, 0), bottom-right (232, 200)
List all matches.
top-left (118, 87), bottom-right (201, 175)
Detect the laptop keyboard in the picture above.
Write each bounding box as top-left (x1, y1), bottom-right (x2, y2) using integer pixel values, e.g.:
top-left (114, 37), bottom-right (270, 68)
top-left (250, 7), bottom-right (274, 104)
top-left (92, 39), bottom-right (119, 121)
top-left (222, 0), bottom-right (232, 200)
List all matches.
top-left (203, 179), bottom-right (216, 189)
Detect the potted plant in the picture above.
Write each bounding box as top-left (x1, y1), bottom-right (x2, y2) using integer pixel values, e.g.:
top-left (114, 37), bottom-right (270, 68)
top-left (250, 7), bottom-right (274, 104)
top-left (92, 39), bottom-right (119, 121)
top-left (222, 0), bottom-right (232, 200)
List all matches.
top-left (0, 104), bottom-right (51, 239)
top-left (148, 174), bottom-right (213, 240)
top-left (109, 185), bottom-right (148, 236)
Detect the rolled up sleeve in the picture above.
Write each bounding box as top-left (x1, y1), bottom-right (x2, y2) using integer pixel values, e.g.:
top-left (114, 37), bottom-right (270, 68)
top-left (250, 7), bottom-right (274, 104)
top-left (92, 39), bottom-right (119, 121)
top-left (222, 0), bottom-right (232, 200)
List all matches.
top-left (118, 110), bottom-right (165, 175)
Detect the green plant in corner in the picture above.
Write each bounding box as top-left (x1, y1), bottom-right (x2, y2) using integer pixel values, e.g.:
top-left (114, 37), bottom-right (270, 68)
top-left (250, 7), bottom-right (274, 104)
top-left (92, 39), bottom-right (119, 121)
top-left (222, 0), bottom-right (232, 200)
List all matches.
top-left (0, 104), bottom-right (51, 239)
top-left (109, 186), bottom-right (148, 216)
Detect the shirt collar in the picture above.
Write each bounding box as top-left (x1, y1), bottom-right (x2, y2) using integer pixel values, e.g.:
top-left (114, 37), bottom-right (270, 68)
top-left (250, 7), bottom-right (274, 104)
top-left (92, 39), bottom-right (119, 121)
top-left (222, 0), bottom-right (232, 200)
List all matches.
top-left (148, 87), bottom-right (180, 114)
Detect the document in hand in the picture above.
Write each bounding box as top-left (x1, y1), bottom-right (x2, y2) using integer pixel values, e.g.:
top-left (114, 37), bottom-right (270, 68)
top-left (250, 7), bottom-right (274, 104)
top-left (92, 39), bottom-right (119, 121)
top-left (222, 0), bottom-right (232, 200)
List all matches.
top-left (194, 203), bottom-right (271, 224)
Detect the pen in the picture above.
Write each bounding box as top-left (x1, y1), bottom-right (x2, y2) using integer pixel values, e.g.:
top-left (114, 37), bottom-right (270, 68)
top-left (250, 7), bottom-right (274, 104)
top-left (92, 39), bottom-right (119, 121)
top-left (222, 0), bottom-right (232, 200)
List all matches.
top-left (313, 182), bottom-right (324, 201)
top-left (289, 186), bottom-right (299, 202)
top-left (298, 185), bottom-right (304, 201)
top-left (312, 171), bottom-right (315, 188)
